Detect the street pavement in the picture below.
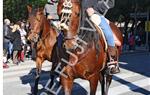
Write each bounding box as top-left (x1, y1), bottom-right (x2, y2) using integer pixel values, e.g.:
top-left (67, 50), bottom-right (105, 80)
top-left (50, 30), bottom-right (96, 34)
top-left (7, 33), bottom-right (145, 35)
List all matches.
top-left (3, 52), bottom-right (150, 95)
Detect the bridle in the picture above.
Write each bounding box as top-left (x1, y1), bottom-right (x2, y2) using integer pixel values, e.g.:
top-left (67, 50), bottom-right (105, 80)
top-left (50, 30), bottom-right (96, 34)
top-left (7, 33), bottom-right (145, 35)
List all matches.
top-left (28, 12), bottom-right (44, 43)
top-left (59, 0), bottom-right (73, 31)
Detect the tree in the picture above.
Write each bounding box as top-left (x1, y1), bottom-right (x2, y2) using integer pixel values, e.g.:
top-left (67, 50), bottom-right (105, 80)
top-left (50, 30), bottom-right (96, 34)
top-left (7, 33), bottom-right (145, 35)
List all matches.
top-left (107, 0), bottom-right (150, 22)
top-left (3, 0), bottom-right (150, 22)
top-left (3, 0), bottom-right (46, 22)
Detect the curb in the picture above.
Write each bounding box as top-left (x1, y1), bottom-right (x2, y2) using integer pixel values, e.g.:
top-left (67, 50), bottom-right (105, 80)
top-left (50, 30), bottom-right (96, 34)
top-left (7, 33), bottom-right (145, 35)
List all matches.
top-left (122, 50), bottom-right (149, 55)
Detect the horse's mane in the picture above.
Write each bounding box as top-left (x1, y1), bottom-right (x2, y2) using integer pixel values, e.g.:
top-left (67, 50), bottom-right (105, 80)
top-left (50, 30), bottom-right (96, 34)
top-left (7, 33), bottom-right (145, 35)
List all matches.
top-left (30, 7), bottom-right (43, 16)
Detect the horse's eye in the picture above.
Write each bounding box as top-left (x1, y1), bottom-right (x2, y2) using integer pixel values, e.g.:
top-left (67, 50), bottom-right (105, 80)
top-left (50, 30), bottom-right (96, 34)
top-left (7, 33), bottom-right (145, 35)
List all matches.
top-left (75, 12), bottom-right (80, 17)
top-left (77, 13), bottom-right (80, 17)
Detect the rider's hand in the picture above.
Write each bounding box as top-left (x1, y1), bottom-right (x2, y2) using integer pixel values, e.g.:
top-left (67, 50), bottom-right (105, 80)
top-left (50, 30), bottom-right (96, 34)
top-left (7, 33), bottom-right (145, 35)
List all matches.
top-left (47, 15), bottom-right (53, 19)
top-left (86, 8), bottom-right (95, 17)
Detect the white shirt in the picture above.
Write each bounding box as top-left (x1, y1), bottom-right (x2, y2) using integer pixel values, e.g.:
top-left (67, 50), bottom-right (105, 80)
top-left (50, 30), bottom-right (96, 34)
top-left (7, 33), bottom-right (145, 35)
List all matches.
top-left (19, 28), bottom-right (27, 44)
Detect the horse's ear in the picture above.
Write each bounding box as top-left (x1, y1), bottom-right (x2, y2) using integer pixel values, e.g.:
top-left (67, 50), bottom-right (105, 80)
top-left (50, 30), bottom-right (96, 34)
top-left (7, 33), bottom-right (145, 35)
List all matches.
top-left (27, 5), bottom-right (32, 13)
top-left (38, 7), bottom-right (44, 14)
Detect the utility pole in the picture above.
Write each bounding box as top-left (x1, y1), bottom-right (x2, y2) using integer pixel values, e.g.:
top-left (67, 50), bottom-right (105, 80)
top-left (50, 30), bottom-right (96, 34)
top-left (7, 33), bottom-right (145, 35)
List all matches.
top-left (134, 1), bottom-right (138, 50)
top-left (146, 10), bottom-right (149, 49)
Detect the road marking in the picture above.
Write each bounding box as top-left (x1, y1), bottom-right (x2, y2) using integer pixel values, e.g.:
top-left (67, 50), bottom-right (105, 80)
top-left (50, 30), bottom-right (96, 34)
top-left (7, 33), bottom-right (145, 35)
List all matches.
top-left (108, 78), bottom-right (150, 95)
top-left (3, 61), bottom-right (150, 95)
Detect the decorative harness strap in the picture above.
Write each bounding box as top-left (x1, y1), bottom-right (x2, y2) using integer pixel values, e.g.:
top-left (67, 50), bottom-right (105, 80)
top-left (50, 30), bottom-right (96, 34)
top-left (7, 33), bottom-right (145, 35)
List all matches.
top-left (59, 0), bottom-right (72, 30)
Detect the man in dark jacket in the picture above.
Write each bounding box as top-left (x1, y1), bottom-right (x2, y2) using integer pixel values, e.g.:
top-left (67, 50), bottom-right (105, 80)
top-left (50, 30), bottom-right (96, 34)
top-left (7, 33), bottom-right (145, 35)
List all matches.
top-left (83, 0), bottom-right (119, 74)
top-left (3, 19), bottom-right (11, 68)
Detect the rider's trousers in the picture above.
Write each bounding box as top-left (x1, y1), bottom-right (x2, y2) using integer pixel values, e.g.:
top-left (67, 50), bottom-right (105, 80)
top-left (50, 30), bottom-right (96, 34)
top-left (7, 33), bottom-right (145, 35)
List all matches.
top-left (99, 16), bottom-right (115, 47)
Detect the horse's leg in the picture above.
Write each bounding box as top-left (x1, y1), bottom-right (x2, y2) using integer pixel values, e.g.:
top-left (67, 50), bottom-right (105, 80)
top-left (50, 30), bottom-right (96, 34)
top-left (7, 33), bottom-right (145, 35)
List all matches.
top-left (105, 75), bottom-right (112, 95)
top-left (49, 44), bottom-right (60, 88)
top-left (33, 56), bottom-right (44, 95)
top-left (89, 74), bottom-right (99, 95)
top-left (49, 63), bottom-right (58, 88)
top-left (61, 76), bottom-right (74, 95)
top-left (100, 71), bottom-right (112, 95)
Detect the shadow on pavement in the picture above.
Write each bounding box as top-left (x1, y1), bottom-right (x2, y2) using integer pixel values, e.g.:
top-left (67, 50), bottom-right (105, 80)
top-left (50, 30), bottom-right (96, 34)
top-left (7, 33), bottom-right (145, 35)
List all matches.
top-left (119, 52), bottom-right (150, 77)
top-left (113, 75), bottom-right (150, 95)
top-left (116, 52), bottom-right (150, 94)
top-left (20, 68), bottom-right (88, 95)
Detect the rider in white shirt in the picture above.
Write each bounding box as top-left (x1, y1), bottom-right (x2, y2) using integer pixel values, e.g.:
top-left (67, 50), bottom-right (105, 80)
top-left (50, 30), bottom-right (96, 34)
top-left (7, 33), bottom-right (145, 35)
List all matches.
top-left (44, 0), bottom-right (59, 28)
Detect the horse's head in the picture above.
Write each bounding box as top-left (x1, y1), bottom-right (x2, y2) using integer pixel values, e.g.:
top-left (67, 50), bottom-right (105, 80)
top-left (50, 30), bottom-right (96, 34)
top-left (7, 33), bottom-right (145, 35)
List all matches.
top-left (27, 5), bottom-right (44, 43)
top-left (57, 0), bottom-right (81, 48)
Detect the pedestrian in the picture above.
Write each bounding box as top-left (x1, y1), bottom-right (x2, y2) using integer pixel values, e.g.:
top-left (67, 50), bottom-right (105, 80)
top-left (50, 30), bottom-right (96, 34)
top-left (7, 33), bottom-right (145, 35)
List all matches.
top-left (128, 32), bottom-right (135, 51)
top-left (9, 24), bottom-right (22, 65)
top-left (3, 18), bottom-right (11, 68)
top-left (18, 21), bottom-right (27, 62)
top-left (82, 0), bottom-right (119, 74)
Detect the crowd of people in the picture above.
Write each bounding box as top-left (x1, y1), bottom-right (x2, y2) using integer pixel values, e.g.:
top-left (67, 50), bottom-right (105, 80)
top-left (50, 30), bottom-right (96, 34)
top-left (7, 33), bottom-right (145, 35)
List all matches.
top-left (3, 18), bottom-right (34, 69)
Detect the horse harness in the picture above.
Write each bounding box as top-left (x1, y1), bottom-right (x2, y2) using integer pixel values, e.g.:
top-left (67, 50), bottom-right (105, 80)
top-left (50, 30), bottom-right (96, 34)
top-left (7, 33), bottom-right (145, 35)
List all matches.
top-left (59, 0), bottom-right (107, 52)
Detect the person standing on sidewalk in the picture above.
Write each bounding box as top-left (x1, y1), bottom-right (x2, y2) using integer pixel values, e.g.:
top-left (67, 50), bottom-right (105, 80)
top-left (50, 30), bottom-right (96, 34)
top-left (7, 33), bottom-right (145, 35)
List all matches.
top-left (10, 24), bottom-right (22, 65)
top-left (3, 19), bottom-right (11, 68)
top-left (18, 21), bottom-right (27, 62)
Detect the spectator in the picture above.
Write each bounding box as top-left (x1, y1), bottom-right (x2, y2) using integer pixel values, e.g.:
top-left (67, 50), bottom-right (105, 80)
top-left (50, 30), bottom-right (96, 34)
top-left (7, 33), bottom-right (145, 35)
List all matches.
top-left (9, 24), bottom-right (22, 65)
top-left (8, 23), bottom-right (14, 61)
top-left (3, 19), bottom-right (11, 68)
top-left (25, 21), bottom-right (30, 33)
top-left (135, 35), bottom-right (141, 46)
top-left (128, 32), bottom-right (135, 51)
top-left (18, 21), bottom-right (27, 62)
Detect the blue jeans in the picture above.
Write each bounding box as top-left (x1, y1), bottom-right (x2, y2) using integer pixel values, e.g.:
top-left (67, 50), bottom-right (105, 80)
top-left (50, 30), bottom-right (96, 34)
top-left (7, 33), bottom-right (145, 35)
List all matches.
top-left (99, 16), bottom-right (115, 47)
top-left (8, 42), bottom-right (13, 55)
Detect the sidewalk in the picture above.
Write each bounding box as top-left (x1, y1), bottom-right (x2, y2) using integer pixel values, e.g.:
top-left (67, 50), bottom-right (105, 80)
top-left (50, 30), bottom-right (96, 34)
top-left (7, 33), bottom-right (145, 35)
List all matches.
top-left (122, 45), bottom-right (149, 54)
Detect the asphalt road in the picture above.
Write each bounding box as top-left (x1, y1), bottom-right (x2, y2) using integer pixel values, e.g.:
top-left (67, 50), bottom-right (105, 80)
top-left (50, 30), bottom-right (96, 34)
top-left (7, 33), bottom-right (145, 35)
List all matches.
top-left (3, 52), bottom-right (150, 95)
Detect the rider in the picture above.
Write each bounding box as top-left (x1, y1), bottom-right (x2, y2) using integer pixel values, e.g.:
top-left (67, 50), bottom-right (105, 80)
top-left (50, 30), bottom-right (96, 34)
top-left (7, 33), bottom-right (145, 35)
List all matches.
top-left (83, 0), bottom-right (120, 74)
top-left (44, 0), bottom-right (59, 28)
top-left (44, 0), bottom-right (64, 47)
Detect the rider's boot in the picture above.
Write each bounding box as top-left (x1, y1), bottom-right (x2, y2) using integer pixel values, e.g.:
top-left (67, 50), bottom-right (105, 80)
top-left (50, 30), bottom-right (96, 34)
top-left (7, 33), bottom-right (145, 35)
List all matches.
top-left (107, 46), bottom-right (120, 75)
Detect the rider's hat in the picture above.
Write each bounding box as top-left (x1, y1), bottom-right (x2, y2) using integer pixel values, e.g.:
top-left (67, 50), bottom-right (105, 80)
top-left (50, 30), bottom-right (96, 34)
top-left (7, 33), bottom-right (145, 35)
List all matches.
top-left (47, 0), bottom-right (57, 4)
top-left (47, 0), bottom-right (53, 3)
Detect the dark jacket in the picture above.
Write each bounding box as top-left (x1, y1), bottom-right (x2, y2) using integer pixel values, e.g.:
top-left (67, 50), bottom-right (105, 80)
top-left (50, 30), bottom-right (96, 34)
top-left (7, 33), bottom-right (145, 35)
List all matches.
top-left (10, 30), bottom-right (22, 51)
top-left (83, 0), bottom-right (115, 15)
top-left (3, 24), bottom-right (11, 43)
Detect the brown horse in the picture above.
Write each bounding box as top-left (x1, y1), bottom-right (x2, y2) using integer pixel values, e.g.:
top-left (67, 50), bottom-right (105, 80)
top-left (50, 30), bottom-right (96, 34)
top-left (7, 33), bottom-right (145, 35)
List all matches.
top-left (57, 0), bottom-right (123, 95)
top-left (27, 6), bottom-right (59, 95)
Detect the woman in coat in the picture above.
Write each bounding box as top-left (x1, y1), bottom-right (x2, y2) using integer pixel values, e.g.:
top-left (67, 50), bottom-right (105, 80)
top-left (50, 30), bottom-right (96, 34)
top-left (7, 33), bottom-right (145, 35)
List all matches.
top-left (10, 24), bottom-right (22, 65)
